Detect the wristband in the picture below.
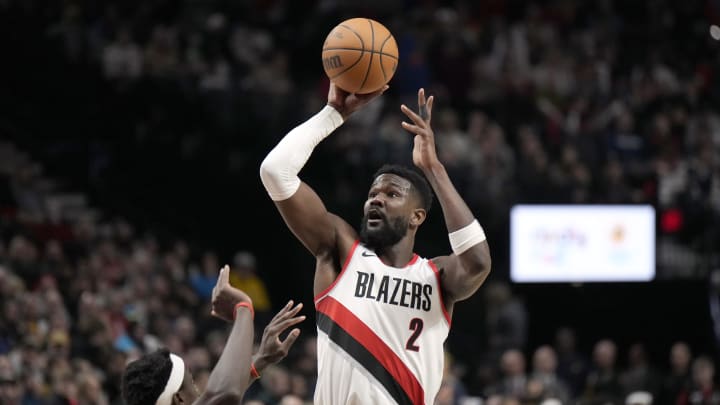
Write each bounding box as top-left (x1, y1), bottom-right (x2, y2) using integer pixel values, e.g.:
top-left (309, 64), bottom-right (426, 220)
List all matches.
top-left (448, 219), bottom-right (486, 255)
top-left (234, 302), bottom-right (254, 320)
top-left (250, 363), bottom-right (261, 379)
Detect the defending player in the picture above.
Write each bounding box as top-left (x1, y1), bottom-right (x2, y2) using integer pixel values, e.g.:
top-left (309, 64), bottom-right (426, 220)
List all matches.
top-left (121, 265), bottom-right (305, 405)
top-left (260, 85), bottom-right (492, 405)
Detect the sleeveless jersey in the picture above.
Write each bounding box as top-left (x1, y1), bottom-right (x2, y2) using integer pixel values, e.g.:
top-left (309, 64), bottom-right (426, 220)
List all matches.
top-left (314, 241), bottom-right (451, 405)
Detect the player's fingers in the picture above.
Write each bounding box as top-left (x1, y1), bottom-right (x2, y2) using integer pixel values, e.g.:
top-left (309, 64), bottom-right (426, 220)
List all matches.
top-left (375, 84), bottom-right (389, 95)
top-left (426, 95), bottom-right (434, 123)
top-left (418, 88), bottom-right (426, 113)
top-left (400, 105), bottom-right (425, 127)
top-left (219, 265), bottom-right (230, 286)
top-left (401, 121), bottom-right (426, 136)
top-left (279, 328), bottom-right (302, 351)
top-left (272, 314), bottom-right (307, 334)
top-left (274, 301), bottom-right (302, 324)
top-left (272, 300), bottom-right (293, 318)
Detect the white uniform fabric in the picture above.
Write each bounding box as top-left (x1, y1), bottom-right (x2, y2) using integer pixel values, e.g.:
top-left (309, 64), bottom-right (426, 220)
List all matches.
top-left (314, 241), bottom-right (451, 405)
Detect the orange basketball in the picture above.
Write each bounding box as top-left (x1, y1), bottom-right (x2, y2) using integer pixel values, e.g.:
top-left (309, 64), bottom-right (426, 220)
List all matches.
top-left (321, 18), bottom-right (399, 94)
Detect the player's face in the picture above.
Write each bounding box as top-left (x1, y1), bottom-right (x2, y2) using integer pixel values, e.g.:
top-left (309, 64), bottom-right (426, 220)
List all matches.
top-left (360, 174), bottom-right (414, 250)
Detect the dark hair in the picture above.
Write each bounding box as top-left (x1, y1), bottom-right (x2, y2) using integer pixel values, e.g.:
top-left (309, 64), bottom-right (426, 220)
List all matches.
top-left (122, 348), bottom-right (174, 405)
top-left (373, 164), bottom-right (433, 212)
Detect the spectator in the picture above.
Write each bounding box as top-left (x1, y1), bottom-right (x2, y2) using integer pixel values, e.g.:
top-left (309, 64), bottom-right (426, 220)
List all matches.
top-left (582, 339), bottom-right (623, 405)
top-left (488, 349), bottom-right (528, 399)
top-left (531, 345), bottom-right (571, 403)
top-left (102, 28), bottom-right (143, 80)
top-left (661, 342), bottom-right (693, 405)
top-left (230, 251), bottom-right (272, 325)
top-left (189, 251), bottom-right (220, 300)
top-left (678, 356), bottom-right (720, 405)
top-left (554, 327), bottom-right (589, 397)
top-left (484, 282), bottom-right (528, 358)
top-left (620, 343), bottom-right (662, 400)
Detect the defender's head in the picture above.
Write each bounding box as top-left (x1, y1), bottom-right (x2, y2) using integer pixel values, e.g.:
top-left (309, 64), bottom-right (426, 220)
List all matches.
top-left (122, 349), bottom-right (198, 405)
top-left (360, 164), bottom-right (433, 251)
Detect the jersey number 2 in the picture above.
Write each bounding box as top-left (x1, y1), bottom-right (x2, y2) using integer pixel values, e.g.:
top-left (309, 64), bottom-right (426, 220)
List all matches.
top-left (405, 318), bottom-right (423, 352)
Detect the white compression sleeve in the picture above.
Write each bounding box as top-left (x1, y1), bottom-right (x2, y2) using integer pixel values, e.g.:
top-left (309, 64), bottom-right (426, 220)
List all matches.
top-left (260, 105), bottom-right (344, 201)
top-left (448, 219), bottom-right (486, 255)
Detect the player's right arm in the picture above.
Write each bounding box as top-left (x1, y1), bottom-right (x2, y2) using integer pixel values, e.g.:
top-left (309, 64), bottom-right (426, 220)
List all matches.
top-left (194, 265), bottom-right (254, 405)
top-left (260, 83), bottom-right (388, 256)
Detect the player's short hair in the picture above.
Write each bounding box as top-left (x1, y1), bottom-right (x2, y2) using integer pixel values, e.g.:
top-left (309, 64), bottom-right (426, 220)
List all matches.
top-left (122, 348), bottom-right (173, 405)
top-left (373, 164), bottom-right (433, 212)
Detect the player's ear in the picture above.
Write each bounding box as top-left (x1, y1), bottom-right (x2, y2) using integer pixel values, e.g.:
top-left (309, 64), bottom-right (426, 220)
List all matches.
top-left (410, 208), bottom-right (426, 227)
top-left (173, 392), bottom-right (185, 404)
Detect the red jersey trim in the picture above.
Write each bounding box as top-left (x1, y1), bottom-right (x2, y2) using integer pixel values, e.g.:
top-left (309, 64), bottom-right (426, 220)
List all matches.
top-left (428, 260), bottom-right (452, 327)
top-left (314, 240), bottom-right (360, 304)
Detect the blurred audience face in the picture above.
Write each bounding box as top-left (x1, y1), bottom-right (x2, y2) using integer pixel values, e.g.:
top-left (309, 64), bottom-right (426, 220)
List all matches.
top-left (593, 339), bottom-right (617, 370)
top-left (0, 377), bottom-right (22, 405)
top-left (628, 343), bottom-right (647, 368)
top-left (533, 345), bottom-right (558, 374)
top-left (501, 349), bottom-right (526, 377)
top-left (692, 356), bottom-right (715, 388)
top-left (670, 342), bottom-right (691, 373)
top-left (262, 366), bottom-right (291, 399)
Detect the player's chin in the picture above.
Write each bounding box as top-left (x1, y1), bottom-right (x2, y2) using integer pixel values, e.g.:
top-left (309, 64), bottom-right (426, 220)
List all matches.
top-left (360, 222), bottom-right (384, 241)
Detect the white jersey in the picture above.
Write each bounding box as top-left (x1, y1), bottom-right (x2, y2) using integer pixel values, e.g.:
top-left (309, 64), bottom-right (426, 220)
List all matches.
top-left (314, 241), bottom-right (451, 405)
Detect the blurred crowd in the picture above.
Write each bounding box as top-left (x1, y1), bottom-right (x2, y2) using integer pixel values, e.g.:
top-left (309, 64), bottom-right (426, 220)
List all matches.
top-left (1, 0), bottom-right (720, 404)
top-left (3, 0), bottom-right (719, 277)
top-left (0, 139), bottom-right (718, 404)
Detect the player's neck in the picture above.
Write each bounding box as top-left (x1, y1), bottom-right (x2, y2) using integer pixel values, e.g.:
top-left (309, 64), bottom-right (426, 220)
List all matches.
top-left (375, 238), bottom-right (415, 268)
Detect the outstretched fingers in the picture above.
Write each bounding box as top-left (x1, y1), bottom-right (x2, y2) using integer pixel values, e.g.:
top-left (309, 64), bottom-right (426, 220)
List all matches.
top-left (279, 328), bottom-right (301, 352)
top-left (400, 120), bottom-right (424, 136)
top-left (218, 265), bottom-right (230, 286)
top-left (400, 104), bottom-right (425, 128)
top-left (267, 301), bottom-right (305, 335)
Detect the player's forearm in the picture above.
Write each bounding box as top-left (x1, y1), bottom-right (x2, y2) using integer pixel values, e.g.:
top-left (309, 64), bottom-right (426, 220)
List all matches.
top-left (260, 106), bottom-right (344, 201)
top-left (421, 162), bottom-right (475, 231)
top-left (203, 308), bottom-right (254, 400)
top-left (422, 162), bottom-right (491, 273)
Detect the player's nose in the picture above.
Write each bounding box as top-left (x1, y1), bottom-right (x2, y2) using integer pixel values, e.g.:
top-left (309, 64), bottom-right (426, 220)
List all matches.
top-left (369, 196), bottom-right (384, 207)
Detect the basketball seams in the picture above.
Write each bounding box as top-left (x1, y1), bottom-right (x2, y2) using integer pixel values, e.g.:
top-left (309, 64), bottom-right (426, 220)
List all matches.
top-left (321, 47), bottom-right (398, 60)
top-left (325, 25), bottom-right (366, 80)
top-left (378, 33), bottom-right (394, 82)
top-left (358, 19), bottom-right (376, 93)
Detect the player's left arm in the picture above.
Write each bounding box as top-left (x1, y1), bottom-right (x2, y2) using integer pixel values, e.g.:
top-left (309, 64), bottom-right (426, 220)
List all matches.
top-left (401, 89), bottom-right (492, 304)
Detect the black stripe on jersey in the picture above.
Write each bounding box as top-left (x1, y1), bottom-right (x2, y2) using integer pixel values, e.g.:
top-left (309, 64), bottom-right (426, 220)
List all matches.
top-left (316, 312), bottom-right (414, 405)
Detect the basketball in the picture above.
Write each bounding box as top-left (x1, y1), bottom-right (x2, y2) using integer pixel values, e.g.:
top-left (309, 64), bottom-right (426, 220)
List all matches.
top-left (321, 18), bottom-right (399, 94)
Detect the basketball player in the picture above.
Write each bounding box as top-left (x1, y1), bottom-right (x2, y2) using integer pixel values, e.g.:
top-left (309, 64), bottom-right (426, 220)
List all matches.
top-left (259, 84), bottom-right (492, 405)
top-left (122, 265), bottom-right (305, 405)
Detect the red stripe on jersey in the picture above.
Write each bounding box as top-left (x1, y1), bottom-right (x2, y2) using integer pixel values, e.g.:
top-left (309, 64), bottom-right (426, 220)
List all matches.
top-left (428, 260), bottom-right (452, 326)
top-left (314, 240), bottom-right (360, 303)
top-left (406, 254), bottom-right (419, 266)
top-left (316, 296), bottom-right (425, 405)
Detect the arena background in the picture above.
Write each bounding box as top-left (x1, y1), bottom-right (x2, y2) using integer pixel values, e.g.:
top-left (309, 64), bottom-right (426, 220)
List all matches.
top-left (0, 0), bottom-right (719, 404)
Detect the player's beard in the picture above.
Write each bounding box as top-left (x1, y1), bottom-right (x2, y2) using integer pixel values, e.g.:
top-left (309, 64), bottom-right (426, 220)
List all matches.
top-left (359, 214), bottom-right (408, 251)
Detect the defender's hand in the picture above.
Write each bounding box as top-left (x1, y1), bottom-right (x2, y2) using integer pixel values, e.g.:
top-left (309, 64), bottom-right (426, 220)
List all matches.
top-left (211, 265), bottom-right (252, 322)
top-left (401, 88), bottom-right (439, 172)
top-left (327, 82), bottom-right (388, 120)
top-left (254, 300), bottom-right (305, 371)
